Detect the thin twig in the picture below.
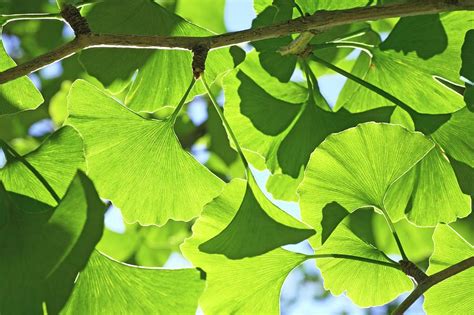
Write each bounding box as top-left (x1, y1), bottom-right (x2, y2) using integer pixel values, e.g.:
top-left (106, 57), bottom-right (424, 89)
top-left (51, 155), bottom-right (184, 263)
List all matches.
top-left (1, 0), bottom-right (473, 84)
top-left (393, 256), bottom-right (474, 314)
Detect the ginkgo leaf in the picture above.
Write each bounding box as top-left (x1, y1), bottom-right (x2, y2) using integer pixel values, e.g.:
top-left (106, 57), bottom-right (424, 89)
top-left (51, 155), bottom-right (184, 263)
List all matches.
top-left (181, 179), bottom-right (307, 314)
top-left (336, 13), bottom-right (472, 114)
top-left (315, 224), bottom-right (412, 307)
top-left (224, 52), bottom-right (393, 200)
top-left (80, 0), bottom-right (233, 111)
top-left (0, 126), bottom-right (85, 206)
top-left (0, 38), bottom-right (43, 116)
top-left (62, 251), bottom-right (205, 314)
top-left (423, 225), bottom-right (474, 314)
top-left (199, 176), bottom-right (314, 258)
top-left (66, 80), bottom-right (224, 225)
top-left (0, 171), bottom-right (105, 314)
top-left (298, 123), bottom-right (434, 245)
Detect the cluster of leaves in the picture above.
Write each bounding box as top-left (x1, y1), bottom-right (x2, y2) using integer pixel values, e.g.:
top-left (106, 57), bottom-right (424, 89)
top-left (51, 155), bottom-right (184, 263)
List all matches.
top-left (0, 0), bottom-right (473, 314)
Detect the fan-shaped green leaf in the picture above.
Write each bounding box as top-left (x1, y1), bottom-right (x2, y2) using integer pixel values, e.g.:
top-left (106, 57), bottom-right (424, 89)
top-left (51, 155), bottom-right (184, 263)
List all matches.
top-left (299, 123), bottom-right (434, 244)
top-left (181, 179), bottom-right (307, 314)
top-left (67, 80), bottom-right (223, 225)
top-left (423, 225), bottom-right (474, 314)
top-left (80, 0), bottom-right (232, 111)
top-left (62, 251), bottom-right (205, 314)
top-left (0, 126), bottom-right (85, 206)
top-left (316, 224), bottom-right (412, 307)
top-left (0, 38), bottom-right (43, 116)
top-left (199, 176), bottom-right (314, 258)
top-left (336, 13), bottom-right (471, 114)
top-left (0, 171), bottom-right (105, 314)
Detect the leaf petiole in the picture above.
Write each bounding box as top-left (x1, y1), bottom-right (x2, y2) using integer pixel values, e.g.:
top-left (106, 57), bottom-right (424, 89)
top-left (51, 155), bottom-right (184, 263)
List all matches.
top-left (201, 75), bottom-right (249, 171)
top-left (379, 207), bottom-right (409, 261)
top-left (311, 53), bottom-right (413, 113)
top-left (306, 253), bottom-right (401, 270)
top-left (168, 78), bottom-right (196, 124)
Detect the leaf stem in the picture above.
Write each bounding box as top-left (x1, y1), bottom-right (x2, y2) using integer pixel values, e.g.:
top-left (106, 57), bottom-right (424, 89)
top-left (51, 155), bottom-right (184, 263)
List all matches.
top-left (201, 75), bottom-right (249, 171)
top-left (302, 60), bottom-right (315, 99)
top-left (302, 59), bottom-right (332, 111)
top-left (310, 53), bottom-right (413, 113)
top-left (0, 140), bottom-right (61, 204)
top-left (1, 13), bottom-right (62, 25)
top-left (393, 256), bottom-right (474, 314)
top-left (379, 207), bottom-right (408, 261)
top-left (168, 78), bottom-right (196, 124)
top-left (306, 253), bottom-right (401, 270)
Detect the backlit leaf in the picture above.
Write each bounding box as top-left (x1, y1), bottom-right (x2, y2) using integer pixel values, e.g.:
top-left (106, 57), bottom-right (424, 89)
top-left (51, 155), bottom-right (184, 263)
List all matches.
top-left (182, 179), bottom-right (307, 314)
top-left (67, 80), bottom-right (224, 225)
top-left (299, 123), bottom-right (434, 244)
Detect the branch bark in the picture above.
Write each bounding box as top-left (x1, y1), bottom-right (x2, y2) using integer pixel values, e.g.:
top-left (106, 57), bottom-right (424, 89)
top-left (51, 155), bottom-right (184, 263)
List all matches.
top-left (393, 256), bottom-right (474, 315)
top-left (1, 0), bottom-right (474, 84)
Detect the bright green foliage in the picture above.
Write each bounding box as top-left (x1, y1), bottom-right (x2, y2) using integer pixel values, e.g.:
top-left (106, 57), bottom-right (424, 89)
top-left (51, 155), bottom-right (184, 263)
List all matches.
top-left (97, 220), bottom-right (190, 266)
top-left (336, 13), bottom-right (471, 114)
top-left (62, 251), bottom-right (205, 314)
top-left (225, 53), bottom-right (393, 200)
top-left (1, 1), bottom-right (473, 313)
top-left (424, 225), bottom-right (474, 314)
top-left (67, 80), bottom-right (223, 225)
top-left (175, 0), bottom-right (226, 33)
top-left (316, 224), bottom-right (412, 307)
top-left (182, 179), bottom-right (307, 314)
top-left (0, 171), bottom-right (105, 314)
top-left (80, 0), bottom-right (233, 111)
top-left (0, 39), bottom-right (43, 116)
top-left (0, 126), bottom-right (85, 206)
top-left (372, 216), bottom-right (434, 263)
top-left (299, 123), bottom-right (434, 243)
top-left (198, 177), bottom-right (314, 258)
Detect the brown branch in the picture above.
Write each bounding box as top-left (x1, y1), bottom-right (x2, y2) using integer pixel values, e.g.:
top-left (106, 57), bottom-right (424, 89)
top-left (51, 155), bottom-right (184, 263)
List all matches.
top-left (393, 256), bottom-right (474, 315)
top-left (1, 0), bottom-right (474, 84)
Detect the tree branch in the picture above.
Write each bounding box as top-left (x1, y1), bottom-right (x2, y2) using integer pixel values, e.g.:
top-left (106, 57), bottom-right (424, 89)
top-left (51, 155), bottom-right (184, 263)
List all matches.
top-left (0, 0), bottom-right (473, 84)
top-left (393, 256), bottom-right (474, 315)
